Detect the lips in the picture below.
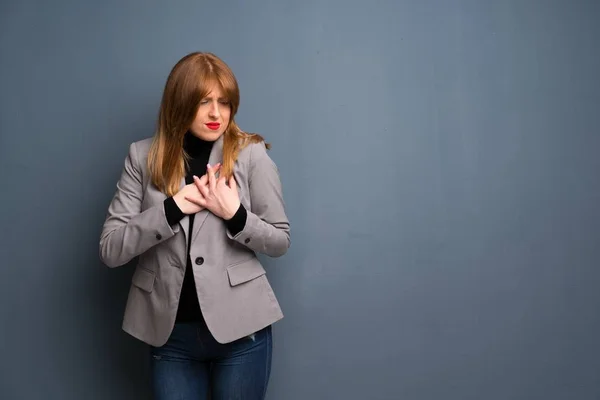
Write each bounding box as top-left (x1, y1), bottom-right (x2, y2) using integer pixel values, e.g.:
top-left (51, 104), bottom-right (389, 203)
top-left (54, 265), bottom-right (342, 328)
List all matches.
top-left (205, 122), bottom-right (220, 130)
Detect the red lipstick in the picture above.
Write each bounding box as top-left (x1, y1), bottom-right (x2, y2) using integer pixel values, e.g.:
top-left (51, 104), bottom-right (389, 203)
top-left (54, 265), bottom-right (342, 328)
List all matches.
top-left (205, 122), bottom-right (220, 130)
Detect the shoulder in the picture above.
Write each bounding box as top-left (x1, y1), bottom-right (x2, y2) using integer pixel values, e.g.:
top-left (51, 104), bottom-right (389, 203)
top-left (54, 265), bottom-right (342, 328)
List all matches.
top-left (130, 137), bottom-right (154, 156)
top-left (237, 138), bottom-right (272, 166)
top-left (236, 139), bottom-right (280, 179)
top-left (125, 137), bottom-right (153, 165)
top-left (116, 137), bottom-right (153, 177)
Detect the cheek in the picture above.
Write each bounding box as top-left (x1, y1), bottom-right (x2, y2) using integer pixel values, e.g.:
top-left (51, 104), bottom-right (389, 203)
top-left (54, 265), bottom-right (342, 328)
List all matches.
top-left (223, 110), bottom-right (232, 124)
top-left (192, 110), bottom-right (205, 126)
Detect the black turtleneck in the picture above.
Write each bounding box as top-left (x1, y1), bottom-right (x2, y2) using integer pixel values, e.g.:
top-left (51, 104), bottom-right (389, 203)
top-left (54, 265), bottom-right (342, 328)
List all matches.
top-left (163, 132), bottom-right (247, 322)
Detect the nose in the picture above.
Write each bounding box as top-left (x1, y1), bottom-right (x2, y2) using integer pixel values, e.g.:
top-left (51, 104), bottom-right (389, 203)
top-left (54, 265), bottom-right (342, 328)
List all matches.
top-left (208, 101), bottom-right (221, 119)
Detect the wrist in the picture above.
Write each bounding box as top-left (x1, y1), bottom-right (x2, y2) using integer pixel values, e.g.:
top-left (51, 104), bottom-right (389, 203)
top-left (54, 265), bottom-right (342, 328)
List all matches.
top-left (224, 201), bottom-right (241, 220)
top-left (164, 197), bottom-right (185, 226)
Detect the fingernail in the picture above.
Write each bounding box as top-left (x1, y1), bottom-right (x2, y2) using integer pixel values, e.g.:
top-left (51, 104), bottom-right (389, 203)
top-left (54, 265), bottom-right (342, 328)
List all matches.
top-left (207, 163), bottom-right (211, 168)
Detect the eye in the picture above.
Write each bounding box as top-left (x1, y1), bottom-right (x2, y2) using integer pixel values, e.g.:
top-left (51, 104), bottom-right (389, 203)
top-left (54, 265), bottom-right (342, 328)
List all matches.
top-left (199, 99), bottom-right (209, 105)
top-left (219, 100), bottom-right (230, 105)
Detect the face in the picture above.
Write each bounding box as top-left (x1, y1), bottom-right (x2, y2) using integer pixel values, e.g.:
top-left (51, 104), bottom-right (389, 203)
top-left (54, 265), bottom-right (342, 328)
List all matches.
top-left (189, 83), bottom-right (231, 141)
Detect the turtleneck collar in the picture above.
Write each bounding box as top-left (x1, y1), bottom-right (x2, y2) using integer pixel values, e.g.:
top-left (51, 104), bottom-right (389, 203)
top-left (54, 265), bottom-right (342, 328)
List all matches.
top-left (183, 131), bottom-right (214, 158)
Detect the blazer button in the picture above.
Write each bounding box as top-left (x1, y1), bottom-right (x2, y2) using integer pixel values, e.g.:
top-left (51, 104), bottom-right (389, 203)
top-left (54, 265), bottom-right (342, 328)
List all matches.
top-left (195, 257), bottom-right (204, 265)
top-left (244, 238), bottom-right (251, 244)
top-left (156, 233), bottom-right (162, 240)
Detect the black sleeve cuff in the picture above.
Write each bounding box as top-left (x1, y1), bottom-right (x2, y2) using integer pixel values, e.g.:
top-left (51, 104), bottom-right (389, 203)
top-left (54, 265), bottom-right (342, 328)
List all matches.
top-left (164, 197), bottom-right (185, 227)
top-left (225, 204), bottom-right (247, 236)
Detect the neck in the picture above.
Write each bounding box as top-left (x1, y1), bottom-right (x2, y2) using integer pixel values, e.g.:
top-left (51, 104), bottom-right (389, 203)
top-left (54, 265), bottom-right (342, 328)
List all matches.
top-left (184, 131), bottom-right (213, 158)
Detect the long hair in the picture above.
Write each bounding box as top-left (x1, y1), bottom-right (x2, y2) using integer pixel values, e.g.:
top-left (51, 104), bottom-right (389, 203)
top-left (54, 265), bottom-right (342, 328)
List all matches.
top-left (148, 52), bottom-right (269, 196)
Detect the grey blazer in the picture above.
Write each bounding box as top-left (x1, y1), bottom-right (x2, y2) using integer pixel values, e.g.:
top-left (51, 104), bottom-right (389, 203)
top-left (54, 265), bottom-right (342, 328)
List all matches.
top-left (99, 135), bottom-right (290, 346)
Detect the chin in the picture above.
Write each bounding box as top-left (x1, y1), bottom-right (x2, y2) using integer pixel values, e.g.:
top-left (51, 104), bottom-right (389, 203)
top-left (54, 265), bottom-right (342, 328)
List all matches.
top-left (195, 130), bottom-right (224, 141)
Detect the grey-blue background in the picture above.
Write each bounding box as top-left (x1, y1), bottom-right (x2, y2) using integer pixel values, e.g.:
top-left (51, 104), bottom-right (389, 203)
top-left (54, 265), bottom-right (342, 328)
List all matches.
top-left (1, 1), bottom-right (599, 399)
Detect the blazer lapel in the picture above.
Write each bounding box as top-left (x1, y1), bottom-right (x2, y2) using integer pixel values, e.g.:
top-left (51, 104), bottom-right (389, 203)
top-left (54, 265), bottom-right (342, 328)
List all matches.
top-left (190, 135), bottom-right (224, 243)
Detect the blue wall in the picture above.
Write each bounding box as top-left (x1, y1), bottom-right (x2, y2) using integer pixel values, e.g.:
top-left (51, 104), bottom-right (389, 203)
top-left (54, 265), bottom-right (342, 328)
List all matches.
top-left (1, 1), bottom-right (599, 398)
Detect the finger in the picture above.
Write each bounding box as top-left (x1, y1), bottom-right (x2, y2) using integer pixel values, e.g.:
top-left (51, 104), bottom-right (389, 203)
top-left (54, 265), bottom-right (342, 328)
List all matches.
top-left (184, 195), bottom-right (205, 207)
top-left (192, 175), bottom-right (202, 190)
top-left (184, 195), bottom-right (195, 205)
top-left (207, 163), bottom-right (217, 191)
top-left (217, 176), bottom-right (228, 189)
top-left (198, 181), bottom-right (210, 198)
top-left (193, 175), bottom-right (207, 190)
top-left (199, 174), bottom-right (209, 187)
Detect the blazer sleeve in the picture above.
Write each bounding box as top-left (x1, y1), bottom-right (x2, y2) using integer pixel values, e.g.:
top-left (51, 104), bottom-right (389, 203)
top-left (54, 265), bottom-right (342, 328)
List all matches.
top-left (99, 142), bottom-right (178, 267)
top-left (227, 142), bottom-right (291, 257)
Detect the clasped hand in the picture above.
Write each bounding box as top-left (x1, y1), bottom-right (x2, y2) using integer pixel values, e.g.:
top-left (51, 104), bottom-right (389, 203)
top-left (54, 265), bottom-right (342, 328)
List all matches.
top-left (172, 163), bottom-right (241, 220)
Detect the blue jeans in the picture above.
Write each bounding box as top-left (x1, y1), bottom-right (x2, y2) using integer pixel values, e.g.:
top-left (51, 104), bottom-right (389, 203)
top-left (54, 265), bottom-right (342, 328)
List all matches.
top-left (150, 321), bottom-right (272, 400)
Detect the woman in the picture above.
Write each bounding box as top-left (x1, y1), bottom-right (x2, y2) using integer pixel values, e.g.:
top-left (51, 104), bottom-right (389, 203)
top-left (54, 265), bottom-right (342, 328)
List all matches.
top-left (99, 52), bottom-right (290, 399)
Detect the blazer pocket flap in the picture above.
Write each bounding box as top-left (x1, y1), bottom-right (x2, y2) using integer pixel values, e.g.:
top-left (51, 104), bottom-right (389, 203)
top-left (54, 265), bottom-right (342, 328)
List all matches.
top-left (227, 259), bottom-right (266, 286)
top-left (132, 267), bottom-right (155, 292)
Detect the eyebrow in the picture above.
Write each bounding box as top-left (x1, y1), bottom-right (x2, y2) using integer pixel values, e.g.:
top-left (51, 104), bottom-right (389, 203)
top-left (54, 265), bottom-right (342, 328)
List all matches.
top-left (202, 94), bottom-right (228, 101)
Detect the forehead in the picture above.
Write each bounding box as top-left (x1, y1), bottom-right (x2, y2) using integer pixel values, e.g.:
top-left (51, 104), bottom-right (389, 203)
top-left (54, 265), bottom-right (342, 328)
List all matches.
top-left (202, 81), bottom-right (226, 98)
